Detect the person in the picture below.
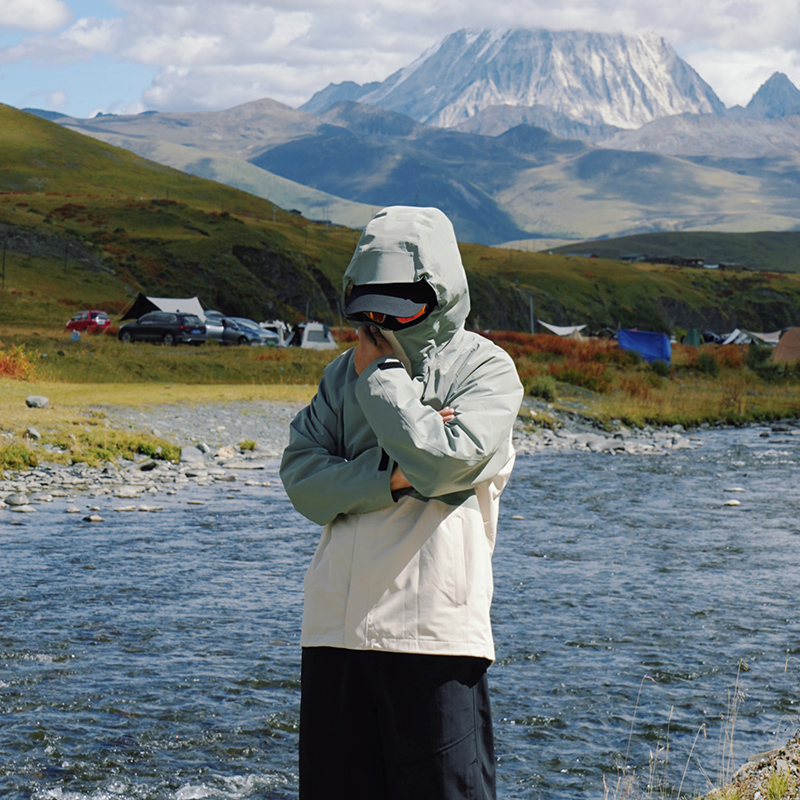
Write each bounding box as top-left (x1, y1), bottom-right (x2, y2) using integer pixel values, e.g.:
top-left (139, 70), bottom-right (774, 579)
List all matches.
top-left (280, 205), bottom-right (523, 800)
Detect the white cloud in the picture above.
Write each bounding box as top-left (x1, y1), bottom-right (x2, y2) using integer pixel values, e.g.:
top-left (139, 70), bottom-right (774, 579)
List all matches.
top-left (2, 0), bottom-right (799, 114)
top-left (62, 17), bottom-right (120, 51)
top-left (0, 0), bottom-right (71, 32)
top-left (26, 88), bottom-right (68, 109)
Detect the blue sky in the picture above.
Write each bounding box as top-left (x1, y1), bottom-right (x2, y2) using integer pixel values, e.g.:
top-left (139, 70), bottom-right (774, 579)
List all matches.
top-left (1, 0), bottom-right (798, 119)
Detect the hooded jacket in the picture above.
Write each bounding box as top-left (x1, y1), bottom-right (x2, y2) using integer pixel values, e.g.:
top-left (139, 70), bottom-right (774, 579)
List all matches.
top-left (280, 206), bottom-right (523, 661)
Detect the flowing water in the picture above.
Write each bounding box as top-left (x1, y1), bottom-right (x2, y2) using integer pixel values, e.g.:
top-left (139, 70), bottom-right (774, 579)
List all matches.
top-left (2, 426), bottom-right (799, 799)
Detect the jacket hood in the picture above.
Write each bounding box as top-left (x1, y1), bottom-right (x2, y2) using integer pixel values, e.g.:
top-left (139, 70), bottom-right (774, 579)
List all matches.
top-left (343, 206), bottom-right (470, 372)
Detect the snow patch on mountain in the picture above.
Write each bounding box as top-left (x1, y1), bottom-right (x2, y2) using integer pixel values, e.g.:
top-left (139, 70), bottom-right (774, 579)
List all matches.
top-left (302, 28), bottom-right (726, 131)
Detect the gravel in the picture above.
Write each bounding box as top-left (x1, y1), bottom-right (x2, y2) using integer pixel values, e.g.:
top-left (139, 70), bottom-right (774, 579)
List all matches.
top-left (699, 732), bottom-right (800, 799)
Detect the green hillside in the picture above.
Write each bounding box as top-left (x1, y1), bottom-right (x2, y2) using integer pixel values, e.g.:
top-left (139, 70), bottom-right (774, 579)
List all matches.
top-left (460, 245), bottom-right (800, 333)
top-left (0, 103), bottom-right (359, 323)
top-left (2, 103), bottom-right (800, 337)
top-left (551, 230), bottom-right (800, 273)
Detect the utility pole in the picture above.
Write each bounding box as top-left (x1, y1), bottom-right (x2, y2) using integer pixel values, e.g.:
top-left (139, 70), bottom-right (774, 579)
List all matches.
top-left (529, 294), bottom-right (535, 334)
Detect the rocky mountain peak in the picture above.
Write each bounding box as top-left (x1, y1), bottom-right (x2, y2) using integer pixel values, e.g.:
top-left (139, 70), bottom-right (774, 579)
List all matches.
top-left (745, 72), bottom-right (800, 119)
top-left (301, 27), bottom-right (725, 130)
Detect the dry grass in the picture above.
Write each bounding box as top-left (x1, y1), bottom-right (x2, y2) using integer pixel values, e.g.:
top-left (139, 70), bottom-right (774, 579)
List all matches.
top-left (0, 380), bottom-right (316, 470)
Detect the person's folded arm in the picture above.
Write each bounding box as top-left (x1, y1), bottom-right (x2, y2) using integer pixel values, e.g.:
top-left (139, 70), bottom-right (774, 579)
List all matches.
top-left (355, 345), bottom-right (523, 498)
top-left (280, 362), bottom-right (394, 525)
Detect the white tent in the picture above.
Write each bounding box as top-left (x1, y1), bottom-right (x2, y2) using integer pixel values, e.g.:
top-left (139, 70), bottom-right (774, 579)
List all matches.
top-left (721, 328), bottom-right (781, 346)
top-left (538, 320), bottom-right (587, 337)
top-left (147, 296), bottom-right (207, 320)
top-left (121, 293), bottom-right (207, 321)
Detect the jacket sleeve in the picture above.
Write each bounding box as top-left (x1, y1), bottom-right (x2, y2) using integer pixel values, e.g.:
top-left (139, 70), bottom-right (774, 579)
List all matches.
top-left (280, 360), bottom-right (395, 526)
top-left (354, 344), bottom-right (523, 499)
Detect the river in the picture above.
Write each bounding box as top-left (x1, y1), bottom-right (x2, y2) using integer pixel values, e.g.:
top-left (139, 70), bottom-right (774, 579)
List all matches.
top-left (1, 426), bottom-right (799, 799)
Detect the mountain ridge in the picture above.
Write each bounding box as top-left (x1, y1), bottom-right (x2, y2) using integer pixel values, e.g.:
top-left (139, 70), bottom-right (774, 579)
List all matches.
top-left (301, 28), bottom-right (726, 129)
top-left (21, 26), bottom-right (800, 245)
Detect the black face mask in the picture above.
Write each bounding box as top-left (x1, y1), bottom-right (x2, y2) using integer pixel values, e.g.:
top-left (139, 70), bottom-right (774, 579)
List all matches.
top-left (345, 281), bottom-right (437, 331)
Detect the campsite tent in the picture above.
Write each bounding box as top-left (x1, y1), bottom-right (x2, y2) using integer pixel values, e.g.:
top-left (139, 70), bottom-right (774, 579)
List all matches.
top-left (285, 321), bottom-right (337, 350)
top-left (773, 328), bottom-right (800, 363)
top-left (722, 328), bottom-right (781, 346)
top-left (121, 293), bottom-right (207, 321)
top-left (618, 329), bottom-right (671, 364)
top-left (538, 321), bottom-right (587, 337)
top-left (684, 328), bottom-right (704, 346)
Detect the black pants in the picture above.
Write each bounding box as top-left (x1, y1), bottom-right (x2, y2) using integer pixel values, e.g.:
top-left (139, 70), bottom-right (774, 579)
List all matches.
top-left (299, 647), bottom-right (496, 800)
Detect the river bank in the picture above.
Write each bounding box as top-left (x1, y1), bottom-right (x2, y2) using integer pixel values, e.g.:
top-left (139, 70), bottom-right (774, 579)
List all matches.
top-left (3, 397), bottom-right (800, 512)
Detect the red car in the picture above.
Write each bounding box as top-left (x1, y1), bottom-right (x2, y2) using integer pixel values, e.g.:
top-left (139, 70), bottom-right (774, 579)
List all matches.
top-left (66, 310), bottom-right (111, 334)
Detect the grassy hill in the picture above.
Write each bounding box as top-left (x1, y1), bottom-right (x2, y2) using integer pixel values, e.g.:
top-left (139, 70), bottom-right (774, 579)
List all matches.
top-left (460, 245), bottom-right (800, 334)
top-left (0, 103), bottom-right (360, 324)
top-left (2, 103), bottom-right (800, 338)
top-left (551, 230), bottom-right (800, 273)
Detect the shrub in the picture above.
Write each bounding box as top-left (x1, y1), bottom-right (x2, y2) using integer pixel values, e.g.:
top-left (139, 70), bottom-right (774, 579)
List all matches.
top-left (485, 331), bottom-right (631, 366)
top-left (694, 351), bottom-right (720, 377)
top-left (548, 360), bottom-right (611, 393)
top-left (524, 375), bottom-right (557, 402)
top-left (746, 342), bottom-right (780, 381)
top-left (0, 344), bottom-right (36, 380)
top-left (716, 345), bottom-right (746, 369)
top-left (651, 359), bottom-right (671, 377)
top-left (239, 439), bottom-right (257, 451)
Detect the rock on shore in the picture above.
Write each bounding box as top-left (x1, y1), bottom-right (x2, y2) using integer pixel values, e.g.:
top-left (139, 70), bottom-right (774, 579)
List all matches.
top-left (697, 732), bottom-right (800, 799)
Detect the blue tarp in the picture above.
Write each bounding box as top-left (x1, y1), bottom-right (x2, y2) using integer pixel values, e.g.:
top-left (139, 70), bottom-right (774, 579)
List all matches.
top-left (618, 329), bottom-right (671, 364)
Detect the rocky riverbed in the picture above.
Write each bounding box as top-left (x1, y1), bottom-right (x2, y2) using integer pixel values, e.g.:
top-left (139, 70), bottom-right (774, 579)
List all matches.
top-left (699, 732), bottom-right (800, 799)
top-left (2, 397), bottom-right (799, 515)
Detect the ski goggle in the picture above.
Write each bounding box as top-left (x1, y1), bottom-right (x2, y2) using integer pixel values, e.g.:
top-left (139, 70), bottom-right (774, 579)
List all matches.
top-left (362, 305), bottom-right (430, 327)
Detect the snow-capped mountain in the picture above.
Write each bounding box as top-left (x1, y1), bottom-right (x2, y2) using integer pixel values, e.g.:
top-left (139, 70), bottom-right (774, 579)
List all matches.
top-left (744, 72), bottom-right (800, 119)
top-left (301, 28), bottom-right (725, 130)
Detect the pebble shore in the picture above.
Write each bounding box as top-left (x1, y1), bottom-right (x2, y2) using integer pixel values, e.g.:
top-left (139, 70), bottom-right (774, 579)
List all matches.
top-left (2, 397), bottom-right (799, 515)
top-left (698, 732), bottom-right (800, 799)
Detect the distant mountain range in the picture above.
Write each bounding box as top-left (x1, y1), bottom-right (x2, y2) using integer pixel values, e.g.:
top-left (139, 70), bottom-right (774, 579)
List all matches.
top-left (26, 27), bottom-right (800, 247)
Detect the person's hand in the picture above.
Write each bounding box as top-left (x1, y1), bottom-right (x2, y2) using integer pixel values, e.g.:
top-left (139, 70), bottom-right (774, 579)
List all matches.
top-left (354, 325), bottom-right (394, 375)
top-left (439, 406), bottom-right (455, 423)
top-left (390, 465), bottom-right (412, 492)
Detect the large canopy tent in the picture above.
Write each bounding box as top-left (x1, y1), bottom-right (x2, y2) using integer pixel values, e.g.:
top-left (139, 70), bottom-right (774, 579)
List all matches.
top-left (722, 328), bottom-right (782, 346)
top-left (538, 321), bottom-right (587, 337)
top-left (120, 294), bottom-right (207, 321)
top-left (618, 329), bottom-right (671, 364)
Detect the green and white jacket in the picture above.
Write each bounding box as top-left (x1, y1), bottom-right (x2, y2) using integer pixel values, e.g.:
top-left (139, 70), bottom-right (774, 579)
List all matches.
top-left (280, 206), bottom-right (523, 661)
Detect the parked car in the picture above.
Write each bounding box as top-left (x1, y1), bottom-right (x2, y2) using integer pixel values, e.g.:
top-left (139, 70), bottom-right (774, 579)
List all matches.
top-left (117, 311), bottom-right (207, 345)
top-left (66, 309), bottom-right (111, 334)
top-left (285, 321), bottom-right (337, 350)
top-left (259, 319), bottom-right (292, 347)
top-left (204, 316), bottom-right (261, 346)
top-left (228, 316), bottom-right (279, 346)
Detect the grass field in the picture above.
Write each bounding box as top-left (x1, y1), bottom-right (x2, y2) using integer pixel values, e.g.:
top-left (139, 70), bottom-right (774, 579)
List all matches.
top-left (3, 323), bottom-right (799, 471)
